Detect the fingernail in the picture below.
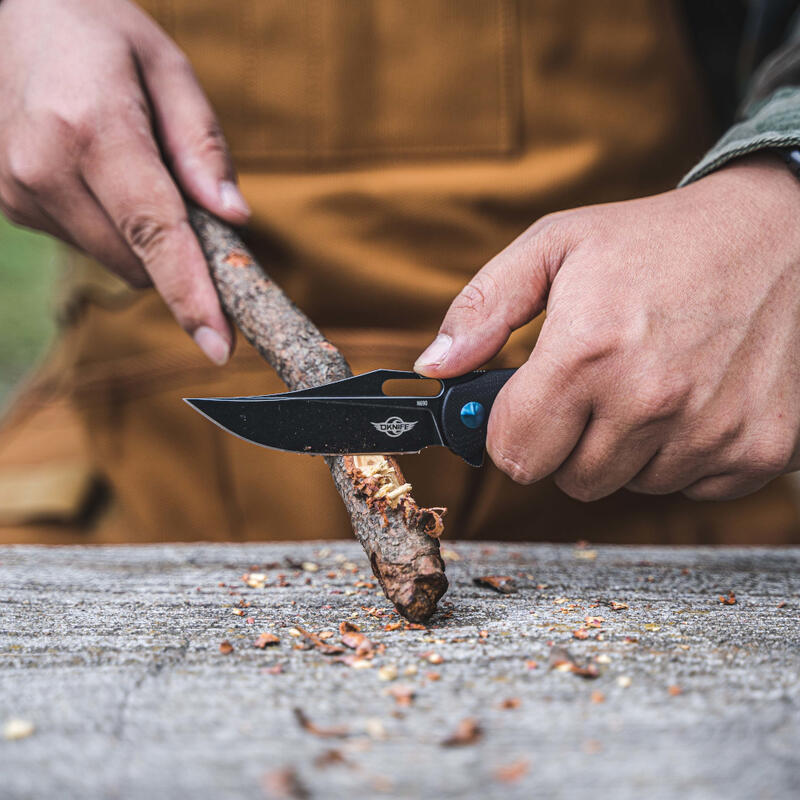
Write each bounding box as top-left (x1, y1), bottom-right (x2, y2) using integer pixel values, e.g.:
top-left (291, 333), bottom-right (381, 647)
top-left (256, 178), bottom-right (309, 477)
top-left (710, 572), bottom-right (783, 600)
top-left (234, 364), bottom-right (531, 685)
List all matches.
top-left (194, 326), bottom-right (230, 366)
top-left (219, 181), bottom-right (251, 218)
top-left (414, 334), bottom-right (452, 370)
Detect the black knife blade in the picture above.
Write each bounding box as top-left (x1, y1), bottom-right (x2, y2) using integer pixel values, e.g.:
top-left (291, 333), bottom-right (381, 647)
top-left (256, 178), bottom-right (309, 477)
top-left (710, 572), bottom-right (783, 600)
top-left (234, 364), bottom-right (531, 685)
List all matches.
top-left (185, 368), bottom-right (516, 467)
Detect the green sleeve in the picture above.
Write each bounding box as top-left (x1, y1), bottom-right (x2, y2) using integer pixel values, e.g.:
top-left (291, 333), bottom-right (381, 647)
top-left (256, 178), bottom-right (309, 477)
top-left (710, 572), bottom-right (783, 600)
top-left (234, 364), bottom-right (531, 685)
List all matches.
top-left (681, 18), bottom-right (800, 186)
top-left (680, 86), bottom-right (800, 185)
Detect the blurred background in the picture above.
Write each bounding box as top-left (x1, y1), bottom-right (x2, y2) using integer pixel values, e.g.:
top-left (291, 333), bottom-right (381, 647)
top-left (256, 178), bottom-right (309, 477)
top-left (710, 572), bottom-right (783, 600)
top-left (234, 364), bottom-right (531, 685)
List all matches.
top-left (0, 219), bottom-right (57, 406)
top-left (3, 0), bottom-right (800, 548)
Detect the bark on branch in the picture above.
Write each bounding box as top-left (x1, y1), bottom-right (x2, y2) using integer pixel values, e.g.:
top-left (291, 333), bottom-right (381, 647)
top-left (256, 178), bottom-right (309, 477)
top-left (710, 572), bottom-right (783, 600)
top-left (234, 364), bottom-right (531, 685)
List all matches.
top-left (188, 206), bottom-right (448, 622)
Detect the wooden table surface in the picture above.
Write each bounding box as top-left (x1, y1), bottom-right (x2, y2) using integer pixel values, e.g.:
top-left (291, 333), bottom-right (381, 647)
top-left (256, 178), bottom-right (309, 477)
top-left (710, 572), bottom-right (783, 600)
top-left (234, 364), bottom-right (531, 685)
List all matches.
top-left (1, 542), bottom-right (798, 799)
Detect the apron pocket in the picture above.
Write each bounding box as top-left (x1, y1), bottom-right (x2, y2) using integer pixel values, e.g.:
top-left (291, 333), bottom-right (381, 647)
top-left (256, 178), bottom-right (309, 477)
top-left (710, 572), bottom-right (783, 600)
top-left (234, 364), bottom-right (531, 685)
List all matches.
top-left (140, 0), bottom-right (521, 167)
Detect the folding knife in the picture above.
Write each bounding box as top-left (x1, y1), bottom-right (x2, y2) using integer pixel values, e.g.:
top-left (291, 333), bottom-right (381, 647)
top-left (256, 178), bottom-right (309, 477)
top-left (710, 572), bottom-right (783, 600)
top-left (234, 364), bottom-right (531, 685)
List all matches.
top-left (185, 368), bottom-right (516, 467)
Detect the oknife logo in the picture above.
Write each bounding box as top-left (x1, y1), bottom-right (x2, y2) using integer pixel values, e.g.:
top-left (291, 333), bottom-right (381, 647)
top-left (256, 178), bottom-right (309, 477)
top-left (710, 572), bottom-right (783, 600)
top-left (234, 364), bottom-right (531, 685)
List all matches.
top-left (371, 417), bottom-right (418, 438)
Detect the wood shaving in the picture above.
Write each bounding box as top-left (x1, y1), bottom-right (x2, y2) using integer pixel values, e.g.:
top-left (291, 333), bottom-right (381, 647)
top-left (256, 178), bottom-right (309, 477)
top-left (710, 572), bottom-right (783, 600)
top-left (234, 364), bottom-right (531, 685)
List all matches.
top-left (387, 684), bottom-right (415, 706)
top-left (494, 759), bottom-right (529, 783)
top-left (548, 646), bottom-right (599, 679)
top-left (348, 455), bottom-right (446, 538)
top-left (293, 708), bottom-right (349, 738)
top-left (3, 718), bottom-right (34, 740)
top-left (441, 718), bottom-right (482, 747)
top-left (472, 575), bottom-right (517, 594)
top-left (261, 767), bottom-right (309, 799)
top-left (295, 626), bottom-right (345, 655)
top-left (421, 651), bottom-right (444, 665)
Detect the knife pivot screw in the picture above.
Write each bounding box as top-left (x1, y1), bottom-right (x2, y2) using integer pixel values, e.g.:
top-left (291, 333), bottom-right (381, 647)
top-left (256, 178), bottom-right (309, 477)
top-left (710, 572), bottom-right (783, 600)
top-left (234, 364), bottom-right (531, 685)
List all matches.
top-left (460, 401), bottom-right (485, 429)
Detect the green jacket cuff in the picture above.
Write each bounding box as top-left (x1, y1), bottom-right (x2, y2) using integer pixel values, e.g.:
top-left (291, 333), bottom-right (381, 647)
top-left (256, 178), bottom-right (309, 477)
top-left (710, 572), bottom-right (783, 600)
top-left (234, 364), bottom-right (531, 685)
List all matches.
top-left (680, 86), bottom-right (800, 186)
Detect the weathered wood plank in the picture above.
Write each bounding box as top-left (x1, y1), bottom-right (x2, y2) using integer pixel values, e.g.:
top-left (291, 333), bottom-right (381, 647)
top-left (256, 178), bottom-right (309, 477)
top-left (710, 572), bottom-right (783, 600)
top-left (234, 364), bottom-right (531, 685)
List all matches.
top-left (1, 542), bottom-right (798, 799)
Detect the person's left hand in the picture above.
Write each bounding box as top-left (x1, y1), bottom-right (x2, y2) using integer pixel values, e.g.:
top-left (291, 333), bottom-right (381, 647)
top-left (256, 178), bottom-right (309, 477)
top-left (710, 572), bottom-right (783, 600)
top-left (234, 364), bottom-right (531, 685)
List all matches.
top-left (415, 154), bottom-right (800, 501)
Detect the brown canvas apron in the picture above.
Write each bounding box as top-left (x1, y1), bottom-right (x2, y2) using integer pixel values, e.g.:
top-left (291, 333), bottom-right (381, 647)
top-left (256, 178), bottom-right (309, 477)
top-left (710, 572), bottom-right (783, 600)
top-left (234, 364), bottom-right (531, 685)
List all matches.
top-left (2, 0), bottom-right (799, 545)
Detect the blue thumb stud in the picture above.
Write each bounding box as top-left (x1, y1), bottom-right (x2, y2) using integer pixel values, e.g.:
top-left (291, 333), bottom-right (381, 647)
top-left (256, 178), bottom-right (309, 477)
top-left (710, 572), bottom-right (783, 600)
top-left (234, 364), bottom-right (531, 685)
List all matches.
top-left (460, 401), bottom-right (486, 429)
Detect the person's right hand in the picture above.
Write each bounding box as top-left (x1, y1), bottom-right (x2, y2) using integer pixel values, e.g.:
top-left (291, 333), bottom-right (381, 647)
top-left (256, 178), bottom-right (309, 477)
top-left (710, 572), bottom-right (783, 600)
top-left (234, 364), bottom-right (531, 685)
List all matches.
top-left (0, 0), bottom-right (250, 365)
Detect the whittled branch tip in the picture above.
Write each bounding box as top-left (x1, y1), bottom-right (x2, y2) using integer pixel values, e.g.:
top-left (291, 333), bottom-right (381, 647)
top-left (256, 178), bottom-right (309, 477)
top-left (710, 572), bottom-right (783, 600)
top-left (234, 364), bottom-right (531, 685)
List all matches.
top-left (188, 205), bottom-right (448, 622)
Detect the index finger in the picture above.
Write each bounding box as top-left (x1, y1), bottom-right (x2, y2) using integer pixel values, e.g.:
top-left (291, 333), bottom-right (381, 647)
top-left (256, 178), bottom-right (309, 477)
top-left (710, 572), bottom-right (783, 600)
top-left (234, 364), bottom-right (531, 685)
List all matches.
top-left (81, 116), bottom-right (232, 364)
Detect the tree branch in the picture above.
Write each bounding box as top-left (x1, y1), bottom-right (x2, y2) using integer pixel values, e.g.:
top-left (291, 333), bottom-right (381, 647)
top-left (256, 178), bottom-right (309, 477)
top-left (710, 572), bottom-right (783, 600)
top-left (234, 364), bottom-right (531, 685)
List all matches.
top-left (188, 206), bottom-right (448, 622)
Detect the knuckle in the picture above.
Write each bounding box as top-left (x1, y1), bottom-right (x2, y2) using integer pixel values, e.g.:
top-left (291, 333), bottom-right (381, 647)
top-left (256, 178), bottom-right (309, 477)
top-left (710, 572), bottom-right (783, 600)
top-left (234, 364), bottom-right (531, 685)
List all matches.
top-left (562, 319), bottom-right (617, 370)
top-left (0, 201), bottom-right (25, 226)
top-left (553, 470), bottom-right (600, 502)
top-left (0, 188), bottom-right (24, 225)
top-left (628, 373), bottom-right (691, 425)
top-left (117, 211), bottom-right (178, 260)
top-left (6, 113), bottom-right (84, 190)
top-left (450, 271), bottom-right (500, 322)
top-left (490, 445), bottom-right (536, 485)
top-left (683, 479), bottom-right (737, 503)
top-left (746, 436), bottom-right (794, 476)
top-left (190, 119), bottom-right (228, 162)
top-left (627, 473), bottom-right (678, 496)
top-left (6, 142), bottom-right (51, 193)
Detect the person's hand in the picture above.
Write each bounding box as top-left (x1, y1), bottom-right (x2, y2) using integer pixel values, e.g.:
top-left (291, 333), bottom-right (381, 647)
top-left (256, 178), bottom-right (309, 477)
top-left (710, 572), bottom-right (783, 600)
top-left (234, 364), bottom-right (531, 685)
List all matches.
top-left (0, 0), bottom-right (249, 364)
top-left (416, 155), bottom-right (800, 501)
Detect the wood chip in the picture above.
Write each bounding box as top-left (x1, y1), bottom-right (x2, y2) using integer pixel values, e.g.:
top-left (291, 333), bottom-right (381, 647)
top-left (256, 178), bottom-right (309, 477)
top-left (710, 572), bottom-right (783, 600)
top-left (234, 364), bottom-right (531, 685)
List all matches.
top-left (295, 626), bottom-right (345, 655)
top-left (719, 592), bottom-right (737, 605)
top-left (421, 651), bottom-right (444, 665)
top-left (494, 759), bottom-right (529, 783)
top-left (473, 575), bottom-right (517, 594)
top-left (548, 646), bottom-right (599, 679)
top-left (338, 620), bottom-right (376, 657)
top-left (668, 684), bottom-right (682, 696)
top-left (261, 767), bottom-right (309, 799)
top-left (3, 718), bottom-right (35, 740)
top-left (387, 684), bottom-right (415, 706)
top-left (441, 717), bottom-right (482, 747)
top-left (219, 640), bottom-right (234, 655)
top-left (293, 708), bottom-right (349, 738)
top-left (313, 749), bottom-right (349, 769)
top-left (498, 698), bottom-right (521, 710)
top-left (254, 632), bottom-right (280, 649)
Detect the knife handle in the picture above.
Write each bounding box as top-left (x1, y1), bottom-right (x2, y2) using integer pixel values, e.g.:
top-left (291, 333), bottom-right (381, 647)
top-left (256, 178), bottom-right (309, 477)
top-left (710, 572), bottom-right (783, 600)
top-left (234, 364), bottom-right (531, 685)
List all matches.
top-left (440, 368), bottom-right (517, 467)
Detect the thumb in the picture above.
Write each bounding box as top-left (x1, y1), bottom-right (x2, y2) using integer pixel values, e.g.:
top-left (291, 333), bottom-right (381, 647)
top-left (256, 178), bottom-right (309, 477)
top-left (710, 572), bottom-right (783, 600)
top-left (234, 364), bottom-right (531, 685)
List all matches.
top-left (135, 35), bottom-right (251, 224)
top-left (414, 221), bottom-right (567, 377)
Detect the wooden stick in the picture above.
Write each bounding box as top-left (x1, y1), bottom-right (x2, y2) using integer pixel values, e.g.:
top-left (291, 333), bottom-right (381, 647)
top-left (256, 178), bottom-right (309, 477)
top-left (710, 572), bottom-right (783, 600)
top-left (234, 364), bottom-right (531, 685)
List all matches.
top-left (188, 206), bottom-right (448, 622)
